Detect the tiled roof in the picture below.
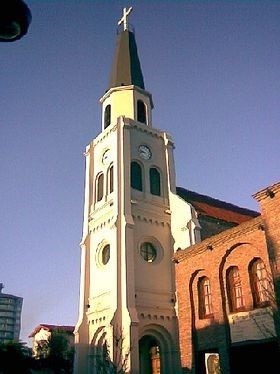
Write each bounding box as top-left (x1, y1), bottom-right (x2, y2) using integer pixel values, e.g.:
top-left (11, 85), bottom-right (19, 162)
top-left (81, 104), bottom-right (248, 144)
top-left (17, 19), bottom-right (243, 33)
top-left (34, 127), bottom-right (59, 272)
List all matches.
top-left (29, 324), bottom-right (74, 338)
top-left (177, 187), bottom-right (259, 224)
top-left (174, 215), bottom-right (264, 263)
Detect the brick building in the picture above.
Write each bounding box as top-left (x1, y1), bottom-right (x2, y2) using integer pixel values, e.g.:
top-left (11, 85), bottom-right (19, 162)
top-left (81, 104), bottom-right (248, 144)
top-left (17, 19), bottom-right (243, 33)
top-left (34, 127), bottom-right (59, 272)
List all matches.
top-left (174, 181), bottom-right (280, 374)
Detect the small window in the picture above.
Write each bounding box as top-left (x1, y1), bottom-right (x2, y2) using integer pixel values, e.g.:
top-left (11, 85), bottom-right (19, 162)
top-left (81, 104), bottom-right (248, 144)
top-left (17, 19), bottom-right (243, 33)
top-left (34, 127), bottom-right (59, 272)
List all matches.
top-left (198, 276), bottom-right (213, 318)
top-left (227, 266), bottom-right (245, 312)
top-left (249, 259), bottom-right (270, 307)
top-left (140, 242), bottom-right (157, 263)
top-left (104, 104), bottom-right (111, 129)
top-left (131, 161), bottom-right (143, 191)
top-left (108, 164), bottom-right (114, 194)
top-left (101, 245), bottom-right (110, 265)
top-left (96, 173), bottom-right (104, 202)
top-left (137, 100), bottom-right (147, 124)
top-left (150, 168), bottom-right (161, 196)
top-left (96, 243), bottom-right (110, 268)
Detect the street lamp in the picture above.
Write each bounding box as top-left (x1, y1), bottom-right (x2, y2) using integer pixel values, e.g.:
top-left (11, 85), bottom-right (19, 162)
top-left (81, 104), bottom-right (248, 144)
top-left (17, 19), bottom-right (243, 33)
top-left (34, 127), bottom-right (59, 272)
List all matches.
top-left (0, 0), bottom-right (32, 42)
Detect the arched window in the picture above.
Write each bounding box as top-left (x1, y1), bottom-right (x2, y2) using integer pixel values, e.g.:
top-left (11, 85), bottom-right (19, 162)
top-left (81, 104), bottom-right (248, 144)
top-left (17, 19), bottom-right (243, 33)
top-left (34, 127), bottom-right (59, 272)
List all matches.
top-left (108, 164), bottom-right (114, 194)
top-left (249, 259), bottom-right (270, 307)
top-left (104, 104), bottom-right (111, 129)
top-left (131, 161), bottom-right (143, 191)
top-left (137, 100), bottom-right (147, 124)
top-left (149, 167), bottom-right (161, 196)
top-left (96, 173), bottom-right (104, 202)
top-left (198, 276), bottom-right (213, 318)
top-left (226, 266), bottom-right (245, 312)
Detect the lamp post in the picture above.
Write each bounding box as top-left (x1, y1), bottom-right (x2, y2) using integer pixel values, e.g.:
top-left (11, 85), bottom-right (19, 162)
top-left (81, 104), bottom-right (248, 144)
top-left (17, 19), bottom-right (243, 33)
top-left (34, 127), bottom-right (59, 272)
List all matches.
top-left (0, 0), bottom-right (32, 42)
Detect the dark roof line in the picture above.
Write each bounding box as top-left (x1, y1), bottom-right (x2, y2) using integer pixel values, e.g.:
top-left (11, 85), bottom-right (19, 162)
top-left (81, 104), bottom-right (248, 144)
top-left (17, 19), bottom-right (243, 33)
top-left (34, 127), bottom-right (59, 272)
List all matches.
top-left (176, 187), bottom-right (259, 217)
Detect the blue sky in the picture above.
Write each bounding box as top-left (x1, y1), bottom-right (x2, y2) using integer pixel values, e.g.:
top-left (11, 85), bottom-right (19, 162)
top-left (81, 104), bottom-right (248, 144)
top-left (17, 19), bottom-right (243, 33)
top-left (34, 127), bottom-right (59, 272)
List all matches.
top-left (1, 1), bottom-right (279, 345)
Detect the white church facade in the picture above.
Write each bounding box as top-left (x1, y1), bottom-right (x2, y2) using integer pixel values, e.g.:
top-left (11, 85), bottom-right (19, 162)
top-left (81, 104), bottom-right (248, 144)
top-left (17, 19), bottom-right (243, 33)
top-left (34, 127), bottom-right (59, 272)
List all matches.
top-left (74, 7), bottom-right (200, 374)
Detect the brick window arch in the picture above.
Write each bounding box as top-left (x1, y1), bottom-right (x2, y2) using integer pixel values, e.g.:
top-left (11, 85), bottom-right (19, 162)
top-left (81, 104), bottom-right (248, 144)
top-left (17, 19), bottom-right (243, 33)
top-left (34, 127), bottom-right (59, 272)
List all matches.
top-left (226, 266), bottom-right (245, 312)
top-left (198, 276), bottom-right (213, 318)
top-left (249, 258), bottom-right (270, 307)
top-left (149, 167), bottom-right (161, 196)
top-left (131, 161), bottom-right (143, 191)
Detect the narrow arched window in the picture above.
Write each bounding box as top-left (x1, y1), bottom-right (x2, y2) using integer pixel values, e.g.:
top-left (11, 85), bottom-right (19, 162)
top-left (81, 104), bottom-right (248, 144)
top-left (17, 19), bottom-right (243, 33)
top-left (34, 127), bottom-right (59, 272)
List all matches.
top-left (131, 162), bottom-right (143, 191)
top-left (137, 100), bottom-right (147, 124)
top-left (96, 173), bottom-right (104, 202)
top-left (104, 104), bottom-right (111, 129)
top-left (249, 259), bottom-right (270, 307)
top-left (198, 277), bottom-right (213, 318)
top-left (150, 168), bottom-right (161, 196)
top-left (108, 164), bottom-right (114, 194)
top-left (227, 266), bottom-right (245, 312)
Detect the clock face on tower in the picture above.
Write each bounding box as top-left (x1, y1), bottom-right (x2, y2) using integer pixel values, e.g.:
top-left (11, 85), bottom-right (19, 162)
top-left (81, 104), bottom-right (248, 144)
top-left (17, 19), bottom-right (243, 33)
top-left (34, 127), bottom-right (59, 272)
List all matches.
top-left (138, 145), bottom-right (152, 160)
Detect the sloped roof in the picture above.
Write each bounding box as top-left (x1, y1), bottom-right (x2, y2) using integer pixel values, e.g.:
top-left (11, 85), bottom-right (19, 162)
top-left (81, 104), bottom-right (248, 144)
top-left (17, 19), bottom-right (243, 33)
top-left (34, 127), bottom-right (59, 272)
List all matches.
top-left (29, 324), bottom-right (74, 338)
top-left (109, 29), bottom-right (145, 90)
top-left (176, 187), bottom-right (259, 224)
top-left (174, 215), bottom-right (264, 263)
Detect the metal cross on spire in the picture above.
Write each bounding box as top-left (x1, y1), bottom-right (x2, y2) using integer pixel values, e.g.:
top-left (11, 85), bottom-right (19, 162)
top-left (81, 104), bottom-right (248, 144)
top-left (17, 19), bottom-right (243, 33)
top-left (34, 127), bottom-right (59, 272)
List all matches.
top-left (118, 7), bottom-right (133, 31)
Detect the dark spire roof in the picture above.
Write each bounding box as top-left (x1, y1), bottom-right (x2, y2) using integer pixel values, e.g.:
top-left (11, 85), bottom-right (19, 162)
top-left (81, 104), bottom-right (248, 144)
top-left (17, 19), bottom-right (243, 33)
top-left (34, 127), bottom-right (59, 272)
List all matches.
top-left (109, 30), bottom-right (145, 90)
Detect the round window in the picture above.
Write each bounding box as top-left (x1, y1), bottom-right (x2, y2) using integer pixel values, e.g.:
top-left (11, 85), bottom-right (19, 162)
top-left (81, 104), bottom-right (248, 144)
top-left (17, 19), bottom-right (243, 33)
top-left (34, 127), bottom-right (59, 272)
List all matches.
top-left (140, 242), bottom-right (157, 263)
top-left (101, 244), bottom-right (110, 265)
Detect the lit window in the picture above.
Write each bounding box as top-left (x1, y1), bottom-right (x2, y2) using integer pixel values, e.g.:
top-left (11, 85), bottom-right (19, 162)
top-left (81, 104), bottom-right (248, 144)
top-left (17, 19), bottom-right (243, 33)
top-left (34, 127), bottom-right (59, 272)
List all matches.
top-left (96, 173), bottom-right (104, 202)
top-left (131, 162), bottom-right (143, 191)
top-left (250, 259), bottom-right (270, 307)
top-left (137, 100), bottom-right (147, 124)
top-left (140, 242), bottom-right (157, 263)
top-left (149, 168), bottom-right (161, 196)
top-left (104, 105), bottom-right (111, 129)
top-left (227, 266), bottom-right (245, 312)
top-left (198, 276), bottom-right (213, 318)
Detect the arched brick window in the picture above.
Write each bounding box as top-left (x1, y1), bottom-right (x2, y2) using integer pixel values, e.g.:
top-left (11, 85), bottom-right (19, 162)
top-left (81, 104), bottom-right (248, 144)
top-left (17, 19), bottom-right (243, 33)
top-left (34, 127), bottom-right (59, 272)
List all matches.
top-left (96, 173), bottom-right (104, 202)
top-left (198, 276), bottom-right (213, 318)
top-left (226, 266), bottom-right (245, 312)
top-left (104, 104), bottom-right (111, 129)
top-left (137, 100), bottom-right (147, 124)
top-left (149, 167), bottom-right (161, 196)
top-left (249, 258), bottom-right (270, 307)
top-left (131, 161), bottom-right (143, 191)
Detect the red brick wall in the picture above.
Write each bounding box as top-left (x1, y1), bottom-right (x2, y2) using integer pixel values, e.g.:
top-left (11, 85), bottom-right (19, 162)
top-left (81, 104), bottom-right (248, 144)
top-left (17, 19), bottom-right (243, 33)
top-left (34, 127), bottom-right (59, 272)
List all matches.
top-left (176, 222), bottom-right (272, 373)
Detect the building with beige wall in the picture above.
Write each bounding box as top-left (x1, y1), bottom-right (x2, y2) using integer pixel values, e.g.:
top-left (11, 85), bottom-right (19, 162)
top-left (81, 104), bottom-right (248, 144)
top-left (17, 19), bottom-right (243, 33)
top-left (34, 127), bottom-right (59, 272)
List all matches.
top-left (74, 8), bottom-right (200, 374)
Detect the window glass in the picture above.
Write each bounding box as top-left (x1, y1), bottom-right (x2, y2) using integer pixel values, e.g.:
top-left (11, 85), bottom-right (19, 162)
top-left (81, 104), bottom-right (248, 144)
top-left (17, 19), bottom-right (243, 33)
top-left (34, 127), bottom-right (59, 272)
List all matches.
top-left (104, 105), bottom-right (111, 129)
top-left (250, 259), bottom-right (270, 307)
top-left (131, 162), bottom-right (143, 191)
top-left (150, 168), bottom-right (161, 196)
top-left (96, 173), bottom-right (104, 202)
top-left (137, 100), bottom-right (147, 124)
top-left (198, 277), bottom-right (213, 318)
top-left (140, 242), bottom-right (157, 263)
top-left (227, 266), bottom-right (245, 312)
top-left (102, 245), bottom-right (110, 265)
top-left (108, 165), bottom-right (114, 194)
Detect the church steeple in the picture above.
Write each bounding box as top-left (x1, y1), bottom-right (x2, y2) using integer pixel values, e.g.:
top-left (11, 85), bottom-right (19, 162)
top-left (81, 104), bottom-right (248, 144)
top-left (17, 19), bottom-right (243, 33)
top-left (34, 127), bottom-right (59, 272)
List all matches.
top-left (100, 7), bottom-right (153, 131)
top-left (109, 29), bottom-right (145, 90)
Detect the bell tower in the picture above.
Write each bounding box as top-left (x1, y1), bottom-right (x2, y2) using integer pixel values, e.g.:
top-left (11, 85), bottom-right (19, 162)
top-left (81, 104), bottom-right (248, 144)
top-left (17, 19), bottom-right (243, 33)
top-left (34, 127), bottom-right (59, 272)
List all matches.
top-left (74, 8), bottom-right (199, 374)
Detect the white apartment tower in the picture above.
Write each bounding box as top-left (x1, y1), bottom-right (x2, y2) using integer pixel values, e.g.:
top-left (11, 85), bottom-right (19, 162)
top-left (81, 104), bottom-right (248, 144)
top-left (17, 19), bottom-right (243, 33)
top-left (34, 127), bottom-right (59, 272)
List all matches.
top-left (74, 8), bottom-right (199, 374)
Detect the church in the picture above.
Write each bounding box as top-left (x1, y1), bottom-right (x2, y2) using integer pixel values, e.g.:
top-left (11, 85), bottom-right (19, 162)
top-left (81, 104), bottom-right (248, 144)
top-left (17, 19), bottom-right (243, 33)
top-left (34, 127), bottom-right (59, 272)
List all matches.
top-left (74, 8), bottom-right (280, 374)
